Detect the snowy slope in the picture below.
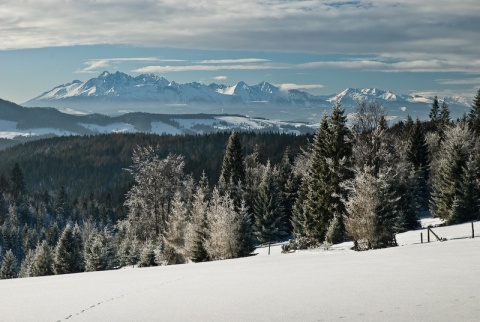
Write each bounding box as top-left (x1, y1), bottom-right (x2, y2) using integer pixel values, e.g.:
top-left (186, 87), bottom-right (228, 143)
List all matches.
top-left (0, 222), bottom-right (478, 322)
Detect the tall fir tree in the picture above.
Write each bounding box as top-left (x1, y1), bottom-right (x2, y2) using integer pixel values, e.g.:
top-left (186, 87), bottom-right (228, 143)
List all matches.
top-left (84, 228), bottom-right (115, 271)
top-left (430, 124), bottom-right (472, 223)
top-left (303, 102), bottom-right (352, 244)
top-left (440, 100), bottom-right (450, 127)
top-left (277, 147), bottom-right (299, 233)
top-left (54, 224), bottom-right (84, 274)
top-left (450, 155), bottom-right (480, 223)
top-left (185, 176), bottom-right (210, 262)
top-left (253, 163), bottom-right (287, 244)
top-left (0, 249), bottom-right (18, 279)
top-left (404, 118), bottom-right (429, 209)
top-left (469, 89), bottom-right (480, 134)
top-left (429, 95), bottom-right (440, 128)
top-left (219, 132), bottom-right (246, 201)
top-left (32, 240), bottom-right (54, 277)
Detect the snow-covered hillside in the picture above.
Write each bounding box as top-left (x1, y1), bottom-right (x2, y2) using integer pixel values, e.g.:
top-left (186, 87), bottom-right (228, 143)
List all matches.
top-left (1, 222), bottom-right (478, 322)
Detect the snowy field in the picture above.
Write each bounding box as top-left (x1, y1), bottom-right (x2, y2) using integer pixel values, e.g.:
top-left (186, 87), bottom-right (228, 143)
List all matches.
top-left (0, 222), bottom-right (478, 322)
top-left (0, 120), bottom-right (75, 139)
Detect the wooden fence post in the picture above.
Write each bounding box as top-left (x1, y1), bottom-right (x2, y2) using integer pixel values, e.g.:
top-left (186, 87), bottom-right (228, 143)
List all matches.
top-left (472, 222), bottom-right (475, 239)
top-left (421, 232), bottom-right (423, 243)
top-left (428, 229), bottom-right (430, 243)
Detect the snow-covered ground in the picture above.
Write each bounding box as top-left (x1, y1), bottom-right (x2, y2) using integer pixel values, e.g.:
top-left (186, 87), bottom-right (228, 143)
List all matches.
top-left (78, 122), bottom-right (137, 133)
top-left (1, 222), bottom-right (478, 321)
top-left (0, 120), bottom-right (75, 139)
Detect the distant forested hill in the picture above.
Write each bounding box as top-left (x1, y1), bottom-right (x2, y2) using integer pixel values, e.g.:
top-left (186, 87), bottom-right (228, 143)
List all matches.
top-left (0, 132), bottom-right (310, 207)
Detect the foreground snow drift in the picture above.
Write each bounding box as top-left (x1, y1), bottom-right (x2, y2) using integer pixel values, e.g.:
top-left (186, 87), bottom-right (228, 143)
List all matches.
top-left (1, 230), bottom-right (479, 321)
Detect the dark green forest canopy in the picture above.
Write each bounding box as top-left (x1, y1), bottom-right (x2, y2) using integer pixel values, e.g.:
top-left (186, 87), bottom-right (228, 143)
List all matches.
top-left (0, 132), bottom-right (310, 205)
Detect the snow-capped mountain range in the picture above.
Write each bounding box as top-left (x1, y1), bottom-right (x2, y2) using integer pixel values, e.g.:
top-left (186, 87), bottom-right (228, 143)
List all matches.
top-left (24, 71), bottom-right (471, 121)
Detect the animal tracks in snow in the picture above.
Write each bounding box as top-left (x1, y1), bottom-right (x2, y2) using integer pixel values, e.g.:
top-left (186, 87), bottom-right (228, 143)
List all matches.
top-left (58, 277), bottom-right (185, 321)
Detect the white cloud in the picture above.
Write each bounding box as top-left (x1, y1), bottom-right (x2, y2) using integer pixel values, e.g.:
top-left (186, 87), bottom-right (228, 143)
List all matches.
top-left (133, 64), bottom-right (288, 73)
top-left (76, 57), bottom-right (184, 73)
top-left (199, 58), bottom-right (270, 64)
top-left (277, 83), bottom-right (325, 91)
top-left (214, 76), bottom-right (228, 80)
top-left (436, 78), bottom-right (480, 85)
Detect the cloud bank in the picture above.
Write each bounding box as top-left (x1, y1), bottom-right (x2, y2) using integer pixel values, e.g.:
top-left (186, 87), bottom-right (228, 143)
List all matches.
top-left (1, 1), bottom-right (479, 74)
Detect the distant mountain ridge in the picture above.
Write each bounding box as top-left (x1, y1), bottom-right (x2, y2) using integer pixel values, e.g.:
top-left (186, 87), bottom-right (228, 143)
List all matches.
top-left (23, 71), bottom-right (471, 121)
top-left (26, 71), bottom-right (324, 106)
top-left (0, 98), bottom-right (315, 149)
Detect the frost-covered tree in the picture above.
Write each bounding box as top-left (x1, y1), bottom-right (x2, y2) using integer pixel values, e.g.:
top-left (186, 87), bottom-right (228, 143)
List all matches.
top-left (18, 249), bottom-right (35, 278)
top-left (342, 167), bottom-right (399, 250)
top-left (449, 155), bottom-right (480, 223)
top-left (54, 224), bottom-right (84, 274)
top-left (404, 118), bottom-right (429, 210)
top-left (300, 102), bottom-right (353, 245)
top-left (440, 100), bottom-right (450, 128)
top-left (185, 176), bottom-right (209, 262)
top-left (163, 192), bottom-right (187, 265)
top-left (253, 162), bottom-right (287, 244)
top-left (32, 240), bottom-right (54, 277)
top-left (430, 124), bottom-right (473, 223)
top-left (0, 249), bottom-right (18, 279)
top-left (204, 188), bottom-right (243, 260)
top-left (124, 146), bottom-right (185, 240)
top-left (84, 228), bottom-right (115, 271)
top-left (219, 131), bottom-right (245, 189)
top-left (138, 240), bottom-right (157, 267)
top-left (468, 89), bottom-right (480, 134)
top-left (430, 96), bottom-right (440, 126)
top-left (277, 147), bottom-right (299, 233)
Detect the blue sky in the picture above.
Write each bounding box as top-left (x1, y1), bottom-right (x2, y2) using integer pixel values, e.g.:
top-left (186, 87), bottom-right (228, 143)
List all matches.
top-left (0, 0), bottom-right (479, 104)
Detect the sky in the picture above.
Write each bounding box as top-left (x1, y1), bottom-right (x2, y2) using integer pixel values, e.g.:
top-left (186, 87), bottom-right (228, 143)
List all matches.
top-left (0, 0), bottom-right (479, 104)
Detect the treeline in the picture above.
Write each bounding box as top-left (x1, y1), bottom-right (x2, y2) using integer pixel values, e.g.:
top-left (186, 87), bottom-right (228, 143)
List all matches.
top-left (0, 132), bottom-right (309, 207)
top-left (1, 89), bottom-right (480, 278)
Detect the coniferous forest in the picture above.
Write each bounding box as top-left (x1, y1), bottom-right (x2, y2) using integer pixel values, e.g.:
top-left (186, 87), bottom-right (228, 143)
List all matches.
top-left (1, 89), bottom-right (480, 279)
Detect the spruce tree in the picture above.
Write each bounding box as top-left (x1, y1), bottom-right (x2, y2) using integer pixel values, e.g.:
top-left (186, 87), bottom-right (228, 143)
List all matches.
top-left (406, 118), bottom-right (429, 171)
top-left (84, 228), bottom-right (115, 271)
top-left (54, 224), bottom-right (84, 274)
top-left (468, 89), bottom-right (480, 134)
top-left (430, 124), bottom-right (472, 223)
top-left (219, 132), bottom-right (245, 199)
top-left (253, 163), bottom-right (286, 244)
top-left (440, 100), bottom-right (450, 127)
top-left (277, 147), bottom-right (299, 233)
top-left (430, 96), bottom-right (440, 127)
top-left (236, 199), bottom-right (255, 257)
top-left (303, 102), bottom-right (352, 244)
top-left (18, 249), bottom-right (35, 278)
top-left (450, 155), bottom-right (480, 223)
top-left (0, 249), bottom-right (18, 279)
top-left (405, 118), bottom-right (429, 209)
top-left (185, 178), bottom-right (209, 262)
top-left (32, 240), bottom-right (54, 277)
